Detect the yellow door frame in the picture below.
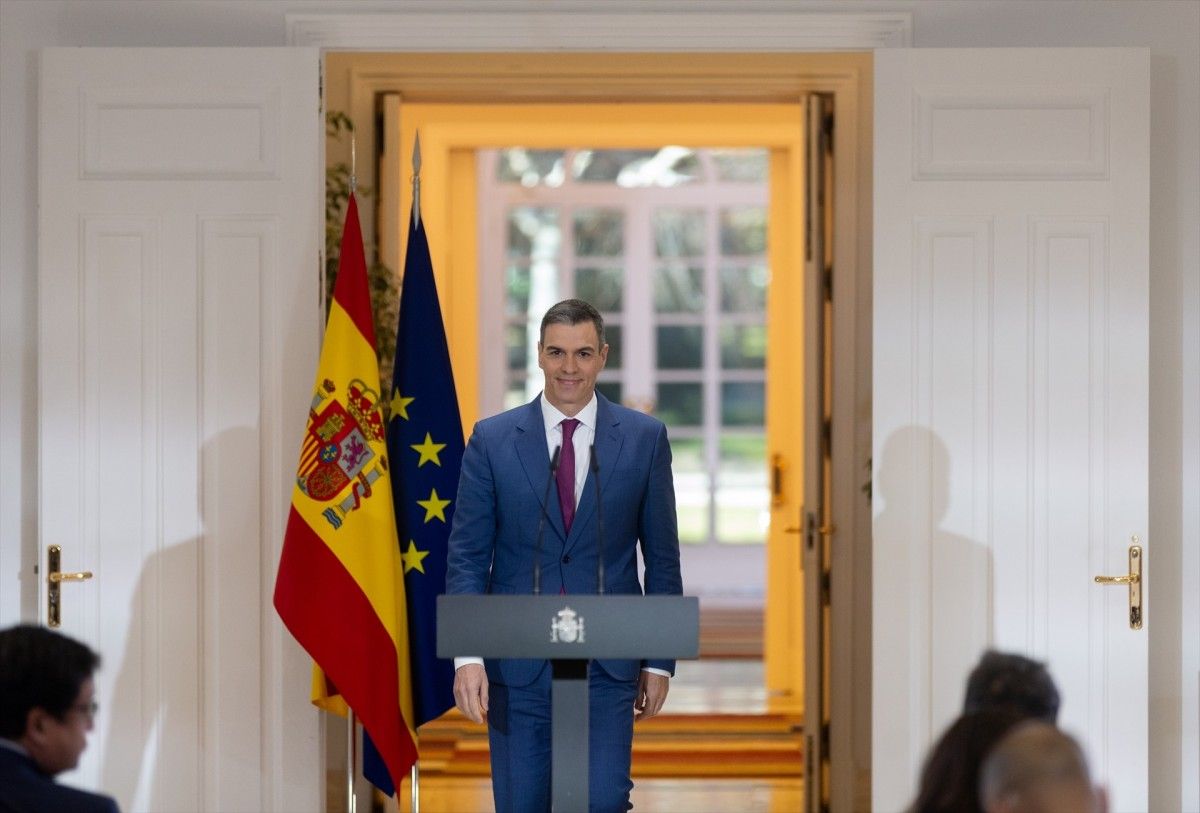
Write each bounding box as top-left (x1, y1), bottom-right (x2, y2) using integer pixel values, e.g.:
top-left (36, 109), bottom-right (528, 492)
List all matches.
top-left (389, 102), bottom-right (807, 704)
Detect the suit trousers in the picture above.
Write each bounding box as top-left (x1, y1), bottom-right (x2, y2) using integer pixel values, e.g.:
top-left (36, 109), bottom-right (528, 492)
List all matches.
top-left (486, 661), bottom-right (637, 813)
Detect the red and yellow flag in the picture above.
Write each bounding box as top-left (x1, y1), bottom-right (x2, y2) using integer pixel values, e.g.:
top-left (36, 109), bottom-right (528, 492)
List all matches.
top-left (274, 194), bottom-right (416, 789)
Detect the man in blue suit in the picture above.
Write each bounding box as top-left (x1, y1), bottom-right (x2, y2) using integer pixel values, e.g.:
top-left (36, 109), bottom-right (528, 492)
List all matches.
top-left (0, 625), bottom-right (120, 813)
top-left (447, 299), bottom-right (683, 813)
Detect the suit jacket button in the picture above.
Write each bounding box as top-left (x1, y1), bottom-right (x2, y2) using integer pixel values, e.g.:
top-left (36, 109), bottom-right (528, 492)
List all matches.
top-left (562, 555), bottom-right (571, 563)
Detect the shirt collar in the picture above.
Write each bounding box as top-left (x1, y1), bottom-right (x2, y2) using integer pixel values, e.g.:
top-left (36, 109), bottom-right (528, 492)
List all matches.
top-left (540, 392), bottom-right (598, 434)
top-left (0, 737), bottom-right (28, 757)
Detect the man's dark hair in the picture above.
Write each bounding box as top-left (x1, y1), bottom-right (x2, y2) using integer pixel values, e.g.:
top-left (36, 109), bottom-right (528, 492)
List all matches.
top-left (963, 649), bottom-right (1060, 722)
top-left (539, 299), bottom-right (605, 347)
top-left (0, 624), bottom-right (100, 739)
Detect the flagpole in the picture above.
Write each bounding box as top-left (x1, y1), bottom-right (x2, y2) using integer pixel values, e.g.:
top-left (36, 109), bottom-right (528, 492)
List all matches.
top-left (345, 132), bottom-right (358, 813)
top-left (347, 711), bottom-right (357, 813)
top-left (408, 130), bottom-right (422, 813)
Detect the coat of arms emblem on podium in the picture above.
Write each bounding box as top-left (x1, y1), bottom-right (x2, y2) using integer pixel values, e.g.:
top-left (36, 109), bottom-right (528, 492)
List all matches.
top-left (550, 606), bottom-right (585, 644)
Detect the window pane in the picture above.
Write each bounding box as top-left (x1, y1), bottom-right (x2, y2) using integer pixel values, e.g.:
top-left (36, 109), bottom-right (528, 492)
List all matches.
top-left (573, 148), bottom-right (700, 187)
top-left (596, 380), bottom-right (622, 406)
top-left (657, 382), bottom-right (703, 426)
top-left (721, 382), bottom-right (764, 426)
top-left (720, 324), bottom-right (767, 369)
top-left (654, 208), bottom-right (705, 258)
top-left (711, 148), bottom-right (769, 183)
top-left (506, 323), bottom-right (533, 372)
top-left (505, 378), bottom-right (531, 411)
top-left (716, 434), bottom-right (769, 544)
top-left (604, 324), bottom-right (622, 370)
top-left (574, 266), bottom-right (623, 311)
top-left (719, 264), bottom-right (769, 313)
top-left (506, 265), bottom-right (532, 317)
top-left (496, 149), bottom-right (566, 187)
top-left (656, 325), bottom-right (703, 369)
top-left (719, 433), bottom-right (767, 472)
top-left (720, 206), bottom-right (767, 256)
top-left (654, 264), bottom-right (704, 314)
top-left (573, 209), bottom-right (624, 257)
top-left (670, 437), bottom-right (710, 544)
top-left (508, 206), bottom-right (560, 259)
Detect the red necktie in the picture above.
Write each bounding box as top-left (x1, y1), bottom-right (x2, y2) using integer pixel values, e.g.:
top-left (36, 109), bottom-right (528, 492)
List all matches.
top-left (557, 418), bottom-right (579, 535)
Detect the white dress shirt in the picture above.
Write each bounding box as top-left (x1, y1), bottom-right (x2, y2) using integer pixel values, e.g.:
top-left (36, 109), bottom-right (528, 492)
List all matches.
top-left (540, 392), bottom-right (597, 508)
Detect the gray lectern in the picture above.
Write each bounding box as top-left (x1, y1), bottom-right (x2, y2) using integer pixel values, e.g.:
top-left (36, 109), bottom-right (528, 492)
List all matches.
top-left (438, 594), bottom-right (699, 812)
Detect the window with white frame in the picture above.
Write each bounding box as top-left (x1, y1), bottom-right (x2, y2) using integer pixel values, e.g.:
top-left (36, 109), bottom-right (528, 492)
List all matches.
top-left (479, 147), bottom-right (769, 547)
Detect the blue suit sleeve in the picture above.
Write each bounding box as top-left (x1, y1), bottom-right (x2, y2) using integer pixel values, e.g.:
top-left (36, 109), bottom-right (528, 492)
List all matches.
top-left (446, 422), bottom-right (497, 595)
top-left (638, 422), bottom-right (683, 675)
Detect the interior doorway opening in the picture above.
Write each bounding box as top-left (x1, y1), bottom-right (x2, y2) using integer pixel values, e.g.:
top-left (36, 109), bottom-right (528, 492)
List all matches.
top-left (323, 50), bottom-right (873, 811)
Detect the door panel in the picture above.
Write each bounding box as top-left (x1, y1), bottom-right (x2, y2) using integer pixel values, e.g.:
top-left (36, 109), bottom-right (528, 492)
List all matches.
top-left (39, 48), bottom-right (321, 812)
top-left (873, 48), bottom-right (1149, 809)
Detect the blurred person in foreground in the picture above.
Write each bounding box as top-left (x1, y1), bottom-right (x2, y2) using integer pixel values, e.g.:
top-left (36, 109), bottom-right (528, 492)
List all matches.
top-left (908, 709), bottom-right (1027, 813)
top-left (980, 721), bottom-right (1107, 813)
top-left (0, 624), bottom-right (119, 813)
top-left (963, 649), bottom-right (1061, 722)
top-left (909, 648), bottom-right (1063, 813)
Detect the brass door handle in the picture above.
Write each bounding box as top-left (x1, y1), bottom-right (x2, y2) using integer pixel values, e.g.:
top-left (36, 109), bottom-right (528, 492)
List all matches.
top-left (1093, 538), bottom-right (1143, 630)
top-left (771, 453), bottom-right (787, 508)
top-left (1094, 574), bottom-right (1138, 585)
top-left (47, 545), bottom-right (93, 628)
top-left (49, 571), bottom-right (94, 583)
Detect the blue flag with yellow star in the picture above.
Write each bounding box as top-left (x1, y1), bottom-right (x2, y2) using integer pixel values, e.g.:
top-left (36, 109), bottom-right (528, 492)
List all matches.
top-left (365, 211), bottom-right (463, 795)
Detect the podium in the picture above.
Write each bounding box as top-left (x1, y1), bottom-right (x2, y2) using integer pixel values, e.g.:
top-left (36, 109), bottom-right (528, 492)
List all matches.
top-left (438, 594), bottom-right (699, 812)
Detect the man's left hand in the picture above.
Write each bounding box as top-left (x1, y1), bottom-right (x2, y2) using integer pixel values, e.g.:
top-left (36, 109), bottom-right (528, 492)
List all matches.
top-left (634, 671), bottom-right (669, 721)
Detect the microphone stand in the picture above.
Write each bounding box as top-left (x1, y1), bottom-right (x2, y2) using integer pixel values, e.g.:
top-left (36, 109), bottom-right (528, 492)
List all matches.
top-left (591, 444), bottom-right (604, 595)
top-left (532, 445), bottom-right (561, 595)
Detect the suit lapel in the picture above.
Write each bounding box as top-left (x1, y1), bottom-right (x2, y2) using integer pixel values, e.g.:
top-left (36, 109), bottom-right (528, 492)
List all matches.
top-left (566, 394), bottom-right (624, 553)
top-left (515, 396), bottom-right (567, 542)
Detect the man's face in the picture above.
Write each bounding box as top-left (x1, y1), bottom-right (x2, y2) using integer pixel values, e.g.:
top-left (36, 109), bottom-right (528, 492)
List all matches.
top-left (24, 677), bottom-right (95, 776)
top-left (538, 321), bottom-right (608, 416)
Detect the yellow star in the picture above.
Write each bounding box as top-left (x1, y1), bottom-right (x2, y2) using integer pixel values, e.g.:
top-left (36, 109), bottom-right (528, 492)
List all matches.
top-left (401, 540), bottom-right (430, 574)
top-left (416, 488), bottom-right (452, 523)
top-left (410, 432), bottom-right (446, 467)
top-left (390, 390), bottom-right (415, 421)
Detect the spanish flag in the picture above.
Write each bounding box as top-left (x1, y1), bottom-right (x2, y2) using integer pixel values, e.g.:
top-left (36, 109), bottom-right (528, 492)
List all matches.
top-left (274, 193), bottom-right (417, 790)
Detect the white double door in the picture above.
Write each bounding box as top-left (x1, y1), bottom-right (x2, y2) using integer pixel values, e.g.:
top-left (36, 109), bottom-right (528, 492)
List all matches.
top-left (873, 48), bottom-right (1149, 810)
top-left (38, 46), bottom-right (1149, 811)
top-left (39, 48), bottom-right (322, 812)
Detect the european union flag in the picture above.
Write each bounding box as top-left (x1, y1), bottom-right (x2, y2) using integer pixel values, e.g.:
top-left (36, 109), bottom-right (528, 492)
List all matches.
top-left (365, 212), bottom-right (462, 795)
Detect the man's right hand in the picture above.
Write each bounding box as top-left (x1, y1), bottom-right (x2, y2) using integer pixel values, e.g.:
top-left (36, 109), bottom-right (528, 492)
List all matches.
top-left (453, 663), bottom-right (489, 724)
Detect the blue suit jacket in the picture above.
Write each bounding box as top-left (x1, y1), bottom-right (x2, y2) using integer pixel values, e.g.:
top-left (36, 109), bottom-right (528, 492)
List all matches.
top-left (446, 393), bottom-right (683, 687)
top-left (0, 746), bottom-right (120, 813)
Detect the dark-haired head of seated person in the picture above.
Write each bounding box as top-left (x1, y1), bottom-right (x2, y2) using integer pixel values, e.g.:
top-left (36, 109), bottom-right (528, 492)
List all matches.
top-left (963, 650), bottom-right (1060, 723)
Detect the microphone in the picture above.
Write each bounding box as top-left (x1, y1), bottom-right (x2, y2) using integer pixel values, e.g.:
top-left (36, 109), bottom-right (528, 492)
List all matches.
top-left (532, 445), bottom-right (561, 595)
top-left (591, 444), bottom-right (605, 595)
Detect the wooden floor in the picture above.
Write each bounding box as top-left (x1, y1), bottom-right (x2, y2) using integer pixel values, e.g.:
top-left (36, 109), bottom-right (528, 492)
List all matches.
top-left (391, 660), bottom-right (806, 812)
top-left (393, 777), bottom-right (805, 812)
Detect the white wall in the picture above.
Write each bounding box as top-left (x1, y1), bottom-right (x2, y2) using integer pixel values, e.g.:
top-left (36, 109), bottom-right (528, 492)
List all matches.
top-left (2, 1), bottom-right (1195, 808)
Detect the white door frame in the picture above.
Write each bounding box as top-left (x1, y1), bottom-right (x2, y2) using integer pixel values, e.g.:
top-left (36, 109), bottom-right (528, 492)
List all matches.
top-left (289, 10), bottom-right (897, 809)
